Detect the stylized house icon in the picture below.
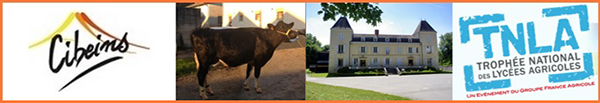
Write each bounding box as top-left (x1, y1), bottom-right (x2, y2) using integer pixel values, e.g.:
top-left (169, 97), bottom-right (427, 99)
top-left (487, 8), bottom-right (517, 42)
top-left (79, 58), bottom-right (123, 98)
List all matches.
top-left (29, 12), bottom-right (150, 50)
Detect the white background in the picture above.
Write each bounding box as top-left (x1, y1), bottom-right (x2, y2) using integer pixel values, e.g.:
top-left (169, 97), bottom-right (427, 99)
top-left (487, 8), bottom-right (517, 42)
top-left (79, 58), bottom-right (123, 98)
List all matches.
top-left (3, 3), bottom-right (175, 100)
top-left (453, 3), bottom-right (598, 100)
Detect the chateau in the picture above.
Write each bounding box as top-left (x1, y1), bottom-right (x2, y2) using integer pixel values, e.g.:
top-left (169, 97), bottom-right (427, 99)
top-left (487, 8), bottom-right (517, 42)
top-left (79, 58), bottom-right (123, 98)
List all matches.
top-left (328, 17), bottom-right (439, 73)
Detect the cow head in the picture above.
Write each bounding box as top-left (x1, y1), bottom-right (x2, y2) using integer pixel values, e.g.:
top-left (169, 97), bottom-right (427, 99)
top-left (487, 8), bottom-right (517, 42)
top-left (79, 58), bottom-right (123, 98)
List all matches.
top-left (268, 21), bottom-right (302, 42)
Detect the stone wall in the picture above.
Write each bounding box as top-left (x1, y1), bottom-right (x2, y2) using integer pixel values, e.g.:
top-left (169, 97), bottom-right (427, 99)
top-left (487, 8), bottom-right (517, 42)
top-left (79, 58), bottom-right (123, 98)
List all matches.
top-left (176, 3), bottom-right (202, 49)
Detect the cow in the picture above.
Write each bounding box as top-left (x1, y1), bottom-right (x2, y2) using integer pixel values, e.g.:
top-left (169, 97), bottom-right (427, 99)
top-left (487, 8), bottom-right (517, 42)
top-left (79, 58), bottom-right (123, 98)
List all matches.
top-left (190, 21), bottom-right (302, 99)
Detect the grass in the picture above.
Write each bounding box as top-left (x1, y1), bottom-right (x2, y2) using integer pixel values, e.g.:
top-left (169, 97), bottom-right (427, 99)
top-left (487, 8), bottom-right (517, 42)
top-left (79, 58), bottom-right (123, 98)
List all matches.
top-left (308, 73), bottom-right (386, 78)
top-left (306, 69), bottom-right (452, 78)
top-left (305, 81), bottom-right (411, 100)
top-left (176, 58), bottom-right (197, 78)
top-left (402, 70), bottom-right (452, 75)
top-left (308, 73), bottom-right (330, 78)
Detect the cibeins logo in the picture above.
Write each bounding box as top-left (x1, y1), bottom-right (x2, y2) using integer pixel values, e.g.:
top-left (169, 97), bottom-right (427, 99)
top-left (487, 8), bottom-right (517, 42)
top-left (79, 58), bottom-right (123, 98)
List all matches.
top-left (29, 12), bottom-right (150, 91)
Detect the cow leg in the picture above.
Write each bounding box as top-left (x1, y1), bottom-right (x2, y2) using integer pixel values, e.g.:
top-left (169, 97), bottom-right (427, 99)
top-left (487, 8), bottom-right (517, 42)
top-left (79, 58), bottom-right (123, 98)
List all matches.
top-left (197, 69), bottom-right (209, 99)
top-left (195, 53), bottom-right (210, 99)
top-left (218, 59), bottom-right (229, 68)
top-left (254, 66), bottom-right (263, 94)
top-left (211, 59), bottom-right (229, 68)
top-left (204, 77), bottom-right (214, 95)
top-left (243, 63), bottom-right (253, 90)
top-left (194, 53), bottom-right (200, 70)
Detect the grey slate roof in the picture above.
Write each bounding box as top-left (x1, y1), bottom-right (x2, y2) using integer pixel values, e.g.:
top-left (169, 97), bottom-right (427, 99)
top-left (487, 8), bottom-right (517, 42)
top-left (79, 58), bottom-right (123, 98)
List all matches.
top-left (331, 17), bottom-right (352, 29)
top-left (414, 20), bottom-right (436, 33)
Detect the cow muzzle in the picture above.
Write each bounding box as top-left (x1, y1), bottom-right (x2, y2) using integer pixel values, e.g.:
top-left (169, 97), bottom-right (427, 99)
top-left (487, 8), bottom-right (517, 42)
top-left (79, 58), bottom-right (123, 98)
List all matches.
top-left (277, 29), bottom-right (298, 42)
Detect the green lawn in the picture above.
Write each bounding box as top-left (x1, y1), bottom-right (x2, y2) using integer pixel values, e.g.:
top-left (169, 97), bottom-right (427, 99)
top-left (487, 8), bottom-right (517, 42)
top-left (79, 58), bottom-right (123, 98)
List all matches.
top-left (176, 58), bottom-right (196, 78)
top-left (402, 70), bottom-right (452, 75)
top-left (305, 81), bottom-right (411, 100)
top-left (308, 73), bottom-right (330, 78)
top-left (307, 73), bottom-right (384, 78)
top-left (306, 70), bottom-right (452, 78)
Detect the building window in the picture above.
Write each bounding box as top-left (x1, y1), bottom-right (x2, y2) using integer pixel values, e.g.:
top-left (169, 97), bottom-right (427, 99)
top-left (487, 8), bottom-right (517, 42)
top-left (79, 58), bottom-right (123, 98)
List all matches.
top-left (426, 46), bottom-right (432, 54)
top-left (338, 58), bottom-right (343, 67)
top-left (373, 47), bottom-right (378, 53)
top-left (239, 13), bottom-right (243, 21)
top-left (360, 47), bottom-right (366, 53)
top-left (255, 13), bottom-right (261, 21)
top-left (428, 58), bottom-right (433, 66)
top-left (339, 33), bottom-right (343, 40)
top-left (385, 38), bottom-right (390, 42)
top-left (338, 45), bottom-right (344, 53)
top-left (277, 11), bottom-right (284, 20)
top-left (354, 58), bottom-right (359, 66)
top-left (217, 16), bottom-right (223, 26)
top-left (427, 35), bottom-right (431, 42)
top-left (374, 38), bottom-right (378, 42)
top-left (370, 58), bottom-right (373, 66)
top-left (361, 37), bottom-right (365, 42)
top-left (385, 47), bottom-right (390, 54)
top-left (385, 58), bottom-right (390, 66)
top-left (416, 47), bottom-right (419, 53)
top-left (416, 58), bottom-right (419, 65)
top-left (408, 47), bottom-right (413, 53)
top-left (228, 15), bottom-right (232, 23)
top-left (397, 58), bottom-right (402, 66)
top-left (397, 46), bottom-right (401, 53)
top-left (373, 58), bottom-right (379, 66)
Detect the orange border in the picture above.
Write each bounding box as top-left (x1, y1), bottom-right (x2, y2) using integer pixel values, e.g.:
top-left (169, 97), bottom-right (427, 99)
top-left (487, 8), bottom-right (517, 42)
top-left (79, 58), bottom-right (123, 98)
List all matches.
top-left (1, 1), bottom-right (599, 103)
top-left (0, 0), bottom-right (599, 2)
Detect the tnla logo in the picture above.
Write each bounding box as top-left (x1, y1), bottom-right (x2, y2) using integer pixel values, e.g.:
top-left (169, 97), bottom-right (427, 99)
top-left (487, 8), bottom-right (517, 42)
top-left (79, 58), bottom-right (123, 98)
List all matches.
top-left (29, 12), bottom-right (150, 91)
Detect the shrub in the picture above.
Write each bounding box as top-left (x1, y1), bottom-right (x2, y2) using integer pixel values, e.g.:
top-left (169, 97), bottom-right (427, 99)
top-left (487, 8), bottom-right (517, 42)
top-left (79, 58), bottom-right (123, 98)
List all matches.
top-left (306, 69), bottom-right (313, 74)
top-left (337, 67), bottom-right (351, 73)
top-left (425, 66), bottom-right (441, 72)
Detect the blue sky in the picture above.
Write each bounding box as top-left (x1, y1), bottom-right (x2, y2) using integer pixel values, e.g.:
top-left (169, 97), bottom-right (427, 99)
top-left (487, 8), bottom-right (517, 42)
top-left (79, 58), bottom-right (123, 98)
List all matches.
top-left (306, 3), bottom-right (452, 46)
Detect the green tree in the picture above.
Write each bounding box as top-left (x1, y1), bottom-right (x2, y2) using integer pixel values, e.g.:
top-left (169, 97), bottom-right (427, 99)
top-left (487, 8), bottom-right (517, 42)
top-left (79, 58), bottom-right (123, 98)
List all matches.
top-left (322, 45), bottom-right (330, 52)
top-left (306, 33), bottom-right (323, 67)
top-left (438, 32), bottom-right (452, 66)
top-left (318, 3), bottom-right (383, 26)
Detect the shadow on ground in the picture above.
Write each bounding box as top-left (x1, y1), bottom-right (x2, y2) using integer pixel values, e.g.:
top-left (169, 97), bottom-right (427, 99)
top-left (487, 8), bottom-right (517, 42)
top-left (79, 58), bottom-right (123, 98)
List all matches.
top-left (176, 35), bottom-right (306, 100)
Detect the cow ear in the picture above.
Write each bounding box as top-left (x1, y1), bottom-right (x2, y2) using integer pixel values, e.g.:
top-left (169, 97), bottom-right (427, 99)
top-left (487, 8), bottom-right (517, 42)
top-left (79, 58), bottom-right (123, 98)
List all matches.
top-left (289, 22), bottom-right (294, 27)
top-left (268, 24), bottom-right (275, 30)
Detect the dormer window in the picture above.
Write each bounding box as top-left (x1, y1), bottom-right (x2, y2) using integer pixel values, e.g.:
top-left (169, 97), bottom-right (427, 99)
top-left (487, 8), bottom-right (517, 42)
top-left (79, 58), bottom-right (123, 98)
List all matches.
top-left (361, 37), bottom-right (365, 42)
top-left (385, 38), bottom-right (389, 42)
top-left (374, 38), bottom-right (378, 42)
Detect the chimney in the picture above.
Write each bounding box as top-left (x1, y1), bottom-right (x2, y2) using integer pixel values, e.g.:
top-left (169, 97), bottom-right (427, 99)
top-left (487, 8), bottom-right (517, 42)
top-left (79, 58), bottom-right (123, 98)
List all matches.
top-left (375, 29), bottom-right (379, 37)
